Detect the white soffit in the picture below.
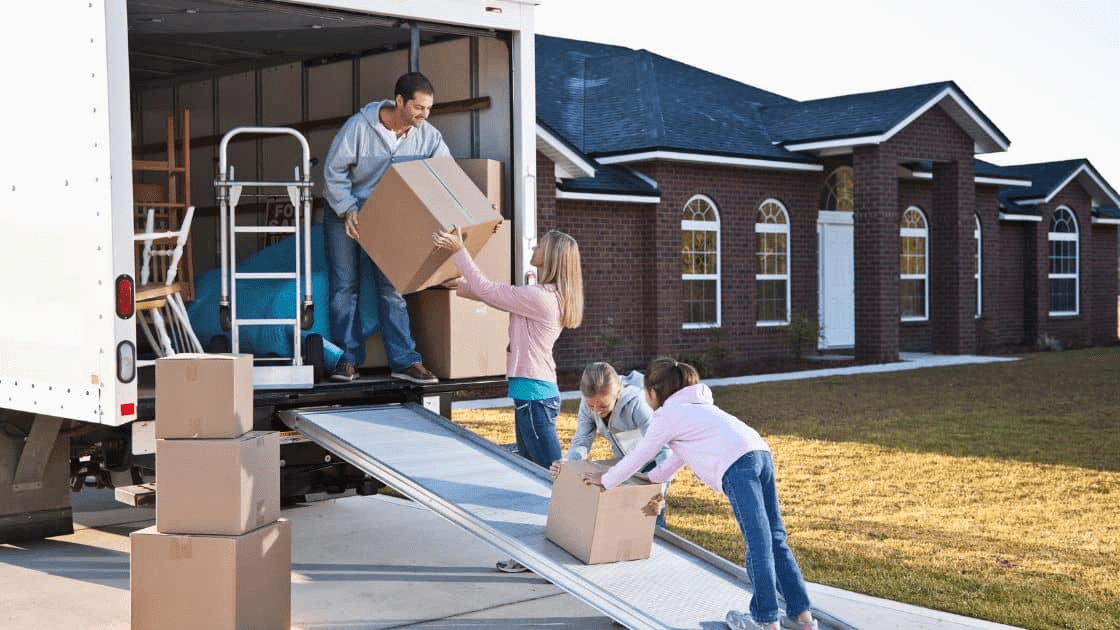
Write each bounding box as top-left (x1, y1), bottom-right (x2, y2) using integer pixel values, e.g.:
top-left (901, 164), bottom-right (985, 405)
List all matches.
top-left (596, 150), bottom-right (822, 172)
top-left (536, 125), bottom-right (595, 180)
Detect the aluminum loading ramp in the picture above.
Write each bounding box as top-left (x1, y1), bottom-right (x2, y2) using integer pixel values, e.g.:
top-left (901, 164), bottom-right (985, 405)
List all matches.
top-left (281, 403), bottom-right (859, 630)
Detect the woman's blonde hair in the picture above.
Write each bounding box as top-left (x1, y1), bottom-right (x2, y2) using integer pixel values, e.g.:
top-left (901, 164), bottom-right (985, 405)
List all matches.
top-left (644, 357), bottom-right (700, 409)
top-left (537, 230), bottom-right (583, 328)
top-left (579, 361), bottom-right (620, 398)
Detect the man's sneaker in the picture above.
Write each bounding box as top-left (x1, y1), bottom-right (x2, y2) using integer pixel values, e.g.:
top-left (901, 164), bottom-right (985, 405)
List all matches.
top-left (391, 362), bottom-right (438, 384)
top-left (725, 610), bottom-right (777, 630)
top-left (779, 615), bottom-right (819, 630)
top-left (330, 361), bottom-right (358, 382)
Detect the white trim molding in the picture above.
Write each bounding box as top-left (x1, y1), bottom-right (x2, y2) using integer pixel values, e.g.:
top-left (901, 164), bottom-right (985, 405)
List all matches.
top-left (597, 150), bottom-right (823, 172)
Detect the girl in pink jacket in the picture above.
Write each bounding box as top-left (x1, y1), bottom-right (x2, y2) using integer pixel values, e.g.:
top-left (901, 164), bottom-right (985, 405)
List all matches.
top-left (433, 226), bottom-right (583, 467)
top-left (583, 358), bottom-right (818, 630)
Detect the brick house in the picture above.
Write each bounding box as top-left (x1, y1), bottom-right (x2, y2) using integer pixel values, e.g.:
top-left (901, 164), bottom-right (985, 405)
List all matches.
top-left (532, 36), bottom-right (1120, 371)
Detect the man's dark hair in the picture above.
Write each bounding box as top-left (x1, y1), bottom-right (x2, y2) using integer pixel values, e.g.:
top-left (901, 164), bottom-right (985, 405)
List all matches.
top-left (395, 72), bottom-right (435, 102)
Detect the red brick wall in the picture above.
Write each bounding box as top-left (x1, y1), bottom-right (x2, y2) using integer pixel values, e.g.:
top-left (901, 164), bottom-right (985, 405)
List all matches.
top-left (1090, 223), bottom-right (1119, 345)
top-left (548, 157), bottom-right (826, 371)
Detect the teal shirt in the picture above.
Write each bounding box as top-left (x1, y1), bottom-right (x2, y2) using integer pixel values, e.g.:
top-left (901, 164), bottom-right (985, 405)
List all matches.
top-left (508, 377), bottom-right (559, 401)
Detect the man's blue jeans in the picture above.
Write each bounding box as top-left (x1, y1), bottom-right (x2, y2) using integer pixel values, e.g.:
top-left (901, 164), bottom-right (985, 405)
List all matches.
top-left (512, 397), bottom-right (563, 468)
top-left (722, 450), bottom-right (812, 625)
top-left (323, 209), bottom-right (421, 371)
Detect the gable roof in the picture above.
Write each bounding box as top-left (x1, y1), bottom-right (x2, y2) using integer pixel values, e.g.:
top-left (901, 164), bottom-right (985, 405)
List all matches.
top-left (996, 159), bottom-right (1120, 218)
top-left (762, 82), bottom-right (1010, 155)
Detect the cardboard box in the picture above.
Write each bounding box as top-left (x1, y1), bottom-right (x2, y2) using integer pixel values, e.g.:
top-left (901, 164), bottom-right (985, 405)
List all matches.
top-left (546, 460), bottom-right (660, 564)
top-left (361, 330), bottom-right (389, 369)
top-left (130, 519), bottom-right (291, 630)
top-left (155, 431), bottom-right (279, 535)
top-left (356, 156), bottom-right (503, 294)
top-left (405, 288), bottom-right (509, 379)
top-left (455, 158), bottom-right (503, 215)
top-left (155, 354), bottom-right (253, 439)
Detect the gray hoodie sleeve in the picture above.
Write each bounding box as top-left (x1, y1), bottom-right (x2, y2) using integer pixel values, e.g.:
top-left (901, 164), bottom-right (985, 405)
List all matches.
top-left (322, 113), bottom-right (365, 217)
top-left (565, 399), bottom-right (599, 461)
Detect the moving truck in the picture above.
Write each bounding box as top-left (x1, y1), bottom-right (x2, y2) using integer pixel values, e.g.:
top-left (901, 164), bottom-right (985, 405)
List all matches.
top-left (0, 0), bottom-right (540, 542)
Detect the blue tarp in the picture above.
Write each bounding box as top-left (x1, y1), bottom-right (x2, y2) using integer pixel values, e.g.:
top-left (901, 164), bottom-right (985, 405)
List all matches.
top-left (187, 223), bottom-right (379, 371)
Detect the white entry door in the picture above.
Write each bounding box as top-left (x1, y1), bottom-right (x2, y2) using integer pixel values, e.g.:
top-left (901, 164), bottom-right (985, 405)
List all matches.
top-left (817, 211), bottom-right (855, 349)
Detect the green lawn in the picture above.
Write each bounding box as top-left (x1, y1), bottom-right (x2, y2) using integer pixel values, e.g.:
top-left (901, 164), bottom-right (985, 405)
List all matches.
top-left (452, 347), bottom-right (1120, 630)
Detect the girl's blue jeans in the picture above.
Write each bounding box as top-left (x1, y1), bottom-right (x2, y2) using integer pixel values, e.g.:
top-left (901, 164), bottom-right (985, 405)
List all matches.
top-left (722, 450), bottom-right (812, 625)
top-left (512, 396), bottom-right (562, 468)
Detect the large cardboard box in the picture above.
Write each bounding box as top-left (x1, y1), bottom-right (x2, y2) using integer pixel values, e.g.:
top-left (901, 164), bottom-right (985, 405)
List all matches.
top-left (545, 460), bottom-right (660, 564)
top-left (155, 353), bottom-right (253, 439)
top-left (405, 288), bottom-right (509, 379)
top-left (356, 156), bottom-right (503, 294)
top-left (130, 519), bottom-right (291, 630)
top-left (155, 431), bottom-right (279, 535)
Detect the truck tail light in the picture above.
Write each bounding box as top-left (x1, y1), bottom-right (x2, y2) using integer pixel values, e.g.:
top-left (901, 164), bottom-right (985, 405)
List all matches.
top-left (116, 274), bottom-right (134, 319)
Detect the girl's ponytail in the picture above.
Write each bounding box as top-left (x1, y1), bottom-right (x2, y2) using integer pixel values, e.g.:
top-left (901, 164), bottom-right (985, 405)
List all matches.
top-left (644, 357), bottom-right (699, 409)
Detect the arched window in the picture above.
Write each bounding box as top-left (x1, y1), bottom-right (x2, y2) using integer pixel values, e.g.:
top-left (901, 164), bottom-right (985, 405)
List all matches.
top-left (1049, 207), bottom-right (1079, 315)
top-left (821, 167), bottom-right (854, 212)
top-left (682, 195), bottom-right (721, 327)
top-left (756, 199), bottom-right (790, 325)
top-left (974, 214), bottom-right (982, 317)
top-left (900, 206), bottom-right (929, 321)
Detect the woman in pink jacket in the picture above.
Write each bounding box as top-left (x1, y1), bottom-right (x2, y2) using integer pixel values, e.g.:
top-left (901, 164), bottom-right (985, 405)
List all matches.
top-left (583, 358), bottom-right (819, 630)
top-left (433, 226), bottom-right (583, 467)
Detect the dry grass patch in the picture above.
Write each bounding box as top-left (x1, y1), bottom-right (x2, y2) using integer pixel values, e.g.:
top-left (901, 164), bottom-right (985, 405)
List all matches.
top-left (451, 348), bottom-right (1120, 630)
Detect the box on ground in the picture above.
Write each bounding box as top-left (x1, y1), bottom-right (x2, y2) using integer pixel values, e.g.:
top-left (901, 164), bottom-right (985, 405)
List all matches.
top-left (130, 518), bottom-right (291, 630)
top-left (546, 459), bottom-right (660, 564)
top-left (155, 353), bottom-right (253, 439)
top-left (356, 156), bottom-right (502, 295)
top-left (155, 431), bottom-right (279, 535)
top-left (405, 288), bottom-right (509, 380)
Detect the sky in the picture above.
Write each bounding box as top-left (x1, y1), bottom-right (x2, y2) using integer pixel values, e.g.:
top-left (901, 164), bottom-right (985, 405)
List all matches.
top-left (533, 0), bottom-right (1120, 195)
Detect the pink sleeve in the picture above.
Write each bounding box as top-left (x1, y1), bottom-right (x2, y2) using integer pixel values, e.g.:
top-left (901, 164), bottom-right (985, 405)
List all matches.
top-left (452, 249), bottom-right (557, 321)
top-left (600, 420), bottom-right (676, 489)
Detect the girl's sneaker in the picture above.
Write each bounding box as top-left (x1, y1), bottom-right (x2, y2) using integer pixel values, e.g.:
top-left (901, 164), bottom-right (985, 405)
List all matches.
top-left (779, 615), bottom-right (819, 630)
top-left (725, 610), bottom-right (778, 630)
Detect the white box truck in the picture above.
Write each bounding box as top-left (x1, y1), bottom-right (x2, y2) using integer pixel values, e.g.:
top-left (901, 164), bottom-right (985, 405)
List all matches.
top-left (0, 0), bottom-right (540, 542)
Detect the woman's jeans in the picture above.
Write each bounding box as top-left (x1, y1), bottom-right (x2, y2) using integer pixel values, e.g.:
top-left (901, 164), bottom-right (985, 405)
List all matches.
top-left (323, 209), bottom-right (421, 371)
top-left (512, 397), bottom-right (563, 468)
top-left (722, 450), bottom-right (812, 624)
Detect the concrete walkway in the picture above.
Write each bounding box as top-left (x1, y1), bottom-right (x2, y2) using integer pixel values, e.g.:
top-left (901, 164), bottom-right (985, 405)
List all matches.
top-left (452, 352), bottom-right (1019, 410)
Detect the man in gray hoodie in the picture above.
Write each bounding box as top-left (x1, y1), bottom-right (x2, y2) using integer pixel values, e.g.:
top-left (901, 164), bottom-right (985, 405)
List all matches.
top-left (322, 72), bottom-right (450, 383)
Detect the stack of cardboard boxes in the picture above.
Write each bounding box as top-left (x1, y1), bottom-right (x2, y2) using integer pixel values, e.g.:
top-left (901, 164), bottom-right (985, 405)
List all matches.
top-left (130, 354), bottom-right (291, 630)
top-left (359, 157), bottom-right (511, 380)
